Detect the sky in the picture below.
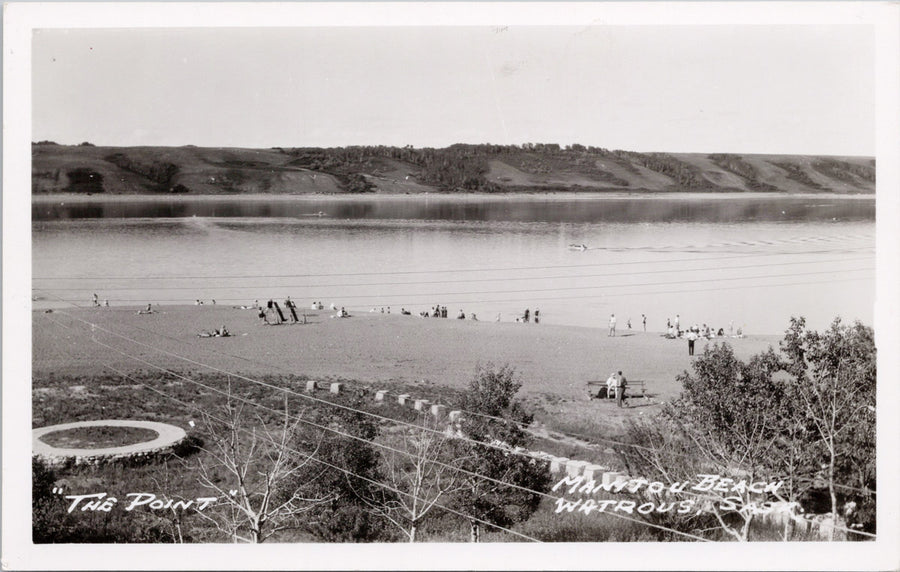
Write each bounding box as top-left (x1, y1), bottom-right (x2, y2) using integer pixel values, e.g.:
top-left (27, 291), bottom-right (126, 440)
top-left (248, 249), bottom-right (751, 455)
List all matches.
top-left (32, 25), bottom-right (875, 155)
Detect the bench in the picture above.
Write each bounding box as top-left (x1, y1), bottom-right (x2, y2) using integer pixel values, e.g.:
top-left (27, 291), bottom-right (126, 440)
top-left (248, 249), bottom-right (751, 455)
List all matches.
top-left (586, 380), bottom-right (648, 401)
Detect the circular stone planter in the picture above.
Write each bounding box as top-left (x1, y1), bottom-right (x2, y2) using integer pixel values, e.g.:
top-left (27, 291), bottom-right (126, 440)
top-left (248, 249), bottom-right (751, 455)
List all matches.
top-left (33, 420), bottom-right (187, 466)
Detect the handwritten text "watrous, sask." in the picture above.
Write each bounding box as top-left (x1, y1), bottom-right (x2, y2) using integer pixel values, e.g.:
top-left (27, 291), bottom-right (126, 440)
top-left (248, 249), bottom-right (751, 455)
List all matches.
top-left (63, 492), bottom-right (217, 513)
top-left (551, 474), bottom-right (795, 517)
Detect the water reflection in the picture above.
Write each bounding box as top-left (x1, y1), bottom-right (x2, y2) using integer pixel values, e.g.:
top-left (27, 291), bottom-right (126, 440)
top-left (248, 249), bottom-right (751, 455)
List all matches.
top-left (32, 196), bottom-right (874, 223)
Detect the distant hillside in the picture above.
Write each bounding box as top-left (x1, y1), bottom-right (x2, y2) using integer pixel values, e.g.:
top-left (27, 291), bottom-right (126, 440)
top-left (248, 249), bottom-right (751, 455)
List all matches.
top-left (31, 142), bottom-right (875, 195)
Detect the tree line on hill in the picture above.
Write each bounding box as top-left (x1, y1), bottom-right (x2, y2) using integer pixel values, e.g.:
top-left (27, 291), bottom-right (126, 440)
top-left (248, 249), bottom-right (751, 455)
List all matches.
top-left (33, 140), bottom-right (875, 195)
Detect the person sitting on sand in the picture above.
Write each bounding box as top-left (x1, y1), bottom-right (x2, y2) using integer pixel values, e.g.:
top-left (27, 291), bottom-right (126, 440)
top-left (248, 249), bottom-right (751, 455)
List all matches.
top-left (340, 307), bottom-right (350, 318)
top-left (216, 325), bottom-right (230, 337)
top-left (457, 310), bottom-right (465, 319)
top-left (137, 303), bottom-right (154, 315)
top-left (401, 308), bottom-right (411, 315)
top-left (470, 313), bottom-right (477, 321)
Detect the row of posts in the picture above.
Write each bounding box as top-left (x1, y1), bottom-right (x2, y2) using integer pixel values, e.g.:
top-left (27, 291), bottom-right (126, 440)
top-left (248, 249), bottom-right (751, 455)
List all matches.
top-left (302, 379), bottom-right (624, 482)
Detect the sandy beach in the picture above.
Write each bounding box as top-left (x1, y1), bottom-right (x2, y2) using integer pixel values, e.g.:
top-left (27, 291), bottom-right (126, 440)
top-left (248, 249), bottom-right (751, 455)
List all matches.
top-left (33, 304), bottom-right (781, 404)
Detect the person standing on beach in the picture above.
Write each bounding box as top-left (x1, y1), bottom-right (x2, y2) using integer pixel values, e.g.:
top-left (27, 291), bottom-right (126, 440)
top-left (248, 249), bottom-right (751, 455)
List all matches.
top-left (92, 293), bottom-right (99, 307)
top-left (674, 314), bottom-right (681, 335)
top-left (608, 314), bottom-right (617, 336)
top-left (686, 329), bottom-right (698, 356)
top-left (534, 309), bottom-right (540, 324)
top-left (614, 371), bottom-right (627, 407)
top-left (642, 314), bottom-right (647, 332)
top-left (285, 297), bottom-right (299, 323)
top-left (524, 308), bottom-right (530, 323)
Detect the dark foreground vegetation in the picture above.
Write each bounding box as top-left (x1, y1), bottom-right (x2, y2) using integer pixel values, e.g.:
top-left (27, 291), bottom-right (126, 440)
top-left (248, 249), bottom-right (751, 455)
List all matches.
top-left (32, 318), bottom-right (875, 542)
top-left (32, 141), bottom-right (875, 195)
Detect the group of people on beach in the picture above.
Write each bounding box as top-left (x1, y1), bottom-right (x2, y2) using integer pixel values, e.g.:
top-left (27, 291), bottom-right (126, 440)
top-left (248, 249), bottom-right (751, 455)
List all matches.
top-left (418, 305), bottom-right (448, 318)
top-left (91, 293), bottom-right (109, 307)
top-left (658, 314), bottom-right (745, 355)
top-left (516, 308), bottom-right (540, 324)
top-left (605, 371), bottom-right (629, 408)
top-left (607, 313), bottom-right (648, 336)
top-left (255, 298), bottom-right (302, 325)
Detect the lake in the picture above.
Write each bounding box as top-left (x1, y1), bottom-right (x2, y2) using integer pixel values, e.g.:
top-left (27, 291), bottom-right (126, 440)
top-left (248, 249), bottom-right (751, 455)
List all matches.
top-left (32, 194), bottom-right (875, 335)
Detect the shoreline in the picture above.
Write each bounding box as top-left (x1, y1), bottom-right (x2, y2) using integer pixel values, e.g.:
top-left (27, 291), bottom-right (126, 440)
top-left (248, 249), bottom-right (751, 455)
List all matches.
top-left (31, 191), bottom-right (877, 204)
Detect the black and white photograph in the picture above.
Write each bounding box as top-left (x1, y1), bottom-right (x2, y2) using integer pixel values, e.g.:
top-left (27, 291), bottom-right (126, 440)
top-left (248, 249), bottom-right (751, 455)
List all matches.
top-left (3, 2), bottom-right (899, 570)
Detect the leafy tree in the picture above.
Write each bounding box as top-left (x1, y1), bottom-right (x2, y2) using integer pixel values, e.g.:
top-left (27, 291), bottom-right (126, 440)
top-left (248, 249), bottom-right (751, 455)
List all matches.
top-left (628, 344), bottom-right (792, 540)
top-left (289, 399), bottom-right (398, 542)
top-left (450, 364), bottom-right (550, 541)
top-left (780, 317), bottom-right (876, 537)
top-left (621, 318), bottom-right (877, 541)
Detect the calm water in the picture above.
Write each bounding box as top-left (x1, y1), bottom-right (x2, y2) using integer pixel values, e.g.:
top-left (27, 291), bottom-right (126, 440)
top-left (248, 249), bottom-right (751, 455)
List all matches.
top-left (32, 195), bottom-right (875, 335)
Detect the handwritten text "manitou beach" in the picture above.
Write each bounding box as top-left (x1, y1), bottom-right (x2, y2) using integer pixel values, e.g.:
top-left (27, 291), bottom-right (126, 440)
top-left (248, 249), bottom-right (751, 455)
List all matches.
top-left (62, 492), bottom-right (217, 513)
top-left (550, 474), bottom-right (793, 517)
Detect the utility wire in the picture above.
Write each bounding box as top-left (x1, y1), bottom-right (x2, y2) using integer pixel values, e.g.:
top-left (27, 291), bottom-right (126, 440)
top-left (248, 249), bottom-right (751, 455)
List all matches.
top-left (86, 333), bottom-right (712, 542)
top-left (37, 314), bottom-right (875, 539)
top-left (32, 246), bottom-right (873, 282)
top-left (40, 308), bottom-right (879, 501)
top-left (96, 362), bottom-right (544, 544)
top-left (33, 269), bottom-right (874, 307)
top-left (31, 256), bottom-right (873, 292)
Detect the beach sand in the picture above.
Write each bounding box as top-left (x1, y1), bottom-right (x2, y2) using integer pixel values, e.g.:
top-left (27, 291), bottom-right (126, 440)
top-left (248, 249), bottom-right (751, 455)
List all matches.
top-left (33, 304), bottom-right (780, 405)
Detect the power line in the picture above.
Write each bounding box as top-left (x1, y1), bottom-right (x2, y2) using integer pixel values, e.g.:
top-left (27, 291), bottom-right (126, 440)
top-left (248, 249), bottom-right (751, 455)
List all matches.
top-left (86, 334), bottom-right (712, 542)
top-left (90, 336), bottom-right (874, 541)
top-left (37, 313), bottom-right (544, 542)
top-left (31, 256), bottom-right (873, 292)
top-left (41, 307), bottom-right (879, 502)
top-left (32, 269), bottom-right (873, 307)
top-left (37, 314), bottom-right (874, 540)
top-left (118, 312), bottom-right (880, 500)
top-left (35, 310), bottom-right (727, 541)
top-left (96, 362), bottom-right (544, 543)
top-left (31, 247), bottom-right (873, 282)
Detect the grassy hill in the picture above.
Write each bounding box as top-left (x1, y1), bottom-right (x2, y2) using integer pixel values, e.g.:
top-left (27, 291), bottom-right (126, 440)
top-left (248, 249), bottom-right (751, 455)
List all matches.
top-left (32, 142), bottom-right (875, 195)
